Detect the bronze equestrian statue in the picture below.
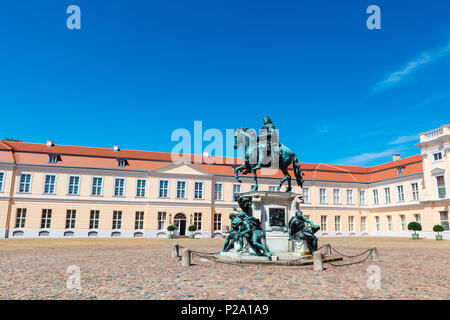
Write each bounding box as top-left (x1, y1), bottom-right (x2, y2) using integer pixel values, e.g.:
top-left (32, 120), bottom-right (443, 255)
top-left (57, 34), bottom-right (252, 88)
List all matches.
top-left (233, 116), bottom-right (304, 192)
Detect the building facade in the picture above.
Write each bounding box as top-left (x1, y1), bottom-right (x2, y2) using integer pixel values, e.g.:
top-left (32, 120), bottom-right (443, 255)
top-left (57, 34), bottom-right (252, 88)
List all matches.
top-left (0, 125), bottom-right (449, 239)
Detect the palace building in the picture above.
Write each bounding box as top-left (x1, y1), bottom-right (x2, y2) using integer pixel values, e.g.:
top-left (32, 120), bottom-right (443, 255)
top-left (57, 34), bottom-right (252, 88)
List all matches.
top-left (0, 124), bottom-right (449, 239)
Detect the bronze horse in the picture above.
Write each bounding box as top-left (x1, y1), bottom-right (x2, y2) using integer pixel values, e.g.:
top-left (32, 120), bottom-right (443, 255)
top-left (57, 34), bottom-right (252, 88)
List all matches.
top-left (233, 128), bottom-right (304, 192)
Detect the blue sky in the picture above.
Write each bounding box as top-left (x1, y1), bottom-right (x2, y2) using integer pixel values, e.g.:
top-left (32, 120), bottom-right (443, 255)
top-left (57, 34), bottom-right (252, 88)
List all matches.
top-left (0, 0), bottom-right (449, 166)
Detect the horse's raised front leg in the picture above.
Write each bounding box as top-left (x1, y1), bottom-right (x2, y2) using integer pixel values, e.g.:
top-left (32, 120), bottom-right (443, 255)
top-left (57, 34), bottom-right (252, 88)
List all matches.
top-left (234, 164), bottom-right (246, 183)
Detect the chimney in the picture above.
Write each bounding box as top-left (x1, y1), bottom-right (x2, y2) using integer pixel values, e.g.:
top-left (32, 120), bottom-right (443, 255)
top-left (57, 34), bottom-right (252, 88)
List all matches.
top-left (46, 140), bottom-right (54, 147)
top-left (393, 154), bottom-right (401, 162)
top-left (113, 145), bottom-right (119, 152)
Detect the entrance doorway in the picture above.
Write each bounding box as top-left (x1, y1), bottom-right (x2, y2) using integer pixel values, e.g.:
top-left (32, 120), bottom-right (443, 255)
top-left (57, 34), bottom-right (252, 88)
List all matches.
top-left (174, 213), bottom-right (187, 236)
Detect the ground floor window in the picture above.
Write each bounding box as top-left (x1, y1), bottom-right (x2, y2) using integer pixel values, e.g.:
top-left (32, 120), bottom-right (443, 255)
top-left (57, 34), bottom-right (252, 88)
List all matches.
top-left (348, 216), bottom-right (354, 232)
top-left (334, 216), bottom-right (341, 231)
top-left (361, 216), bottom-right (367, 232)
top-left (387, 216), bottom-right (393, 232)
top-left (440, 211), bottom-right (449, 231)
top-left (157, 212), bottom-right (166, 230)
top-left (375, 216), bottom-right (380, 232)
top-left (414, 214), bottom-right (421, 224)
top-left (321, 216), bottom-right (327, 231)
top-left (400, 215), bottom-right (406, 231)
top-left (214, 213), bottom-right (222, 231)
top-left (90, 210), bottom-right (99, 229)
top-left (194, 212), bottom-right (202, 230)
top-left (66, 210), bottom-right (76, 229)
top-left (113, 211), bottom-right (122, 229)
top-left (15, 208), bottom-right (26, 228)
top-left (135, 211), bottom-right (144, 230)
top-left (41, 209), bottom-right (52, 229)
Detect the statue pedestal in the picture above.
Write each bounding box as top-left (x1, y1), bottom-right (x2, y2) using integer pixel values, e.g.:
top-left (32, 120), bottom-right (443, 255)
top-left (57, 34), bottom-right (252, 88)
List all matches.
top-left (241, 191), bottom-right (300, 254)
top-left (290, 239), bottom-right (310, 255)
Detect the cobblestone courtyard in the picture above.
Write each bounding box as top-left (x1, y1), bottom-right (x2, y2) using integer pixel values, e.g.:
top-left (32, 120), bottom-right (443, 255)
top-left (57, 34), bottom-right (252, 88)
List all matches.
top-left (0, 237), bottom-right (448, 300)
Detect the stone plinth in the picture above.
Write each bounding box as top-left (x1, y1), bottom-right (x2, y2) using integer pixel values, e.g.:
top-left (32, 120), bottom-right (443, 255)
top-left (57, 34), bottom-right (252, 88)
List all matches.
top-left (290, 239), bottom-right (310, 255)
top-left (241, 191), bottom-right (301, 254)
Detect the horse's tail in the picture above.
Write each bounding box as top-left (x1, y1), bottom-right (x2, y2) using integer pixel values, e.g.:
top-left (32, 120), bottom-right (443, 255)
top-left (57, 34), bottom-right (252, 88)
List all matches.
top-left (292, 154), bottom-right (304, 188)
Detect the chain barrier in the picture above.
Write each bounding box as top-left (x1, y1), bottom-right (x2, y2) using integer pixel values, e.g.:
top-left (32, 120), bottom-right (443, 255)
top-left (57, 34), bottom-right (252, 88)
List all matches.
top-left (319, 244), bottom-right (376, 267)
top-left (173, 243), bottom-right (378, 268)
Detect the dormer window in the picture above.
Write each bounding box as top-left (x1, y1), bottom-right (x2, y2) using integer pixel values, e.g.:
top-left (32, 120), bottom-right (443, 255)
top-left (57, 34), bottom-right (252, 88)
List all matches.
top-left (117, 159), bottom-right (127, 168)
top-left (396, 167), bottom-right (404, 175)
top-left (48, 154), bottom-right (59, 164)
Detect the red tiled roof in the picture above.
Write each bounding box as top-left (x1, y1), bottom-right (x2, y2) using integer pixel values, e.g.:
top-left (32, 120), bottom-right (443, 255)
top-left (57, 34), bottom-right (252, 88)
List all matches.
top-left (0, 141), bottom-right (423, 183)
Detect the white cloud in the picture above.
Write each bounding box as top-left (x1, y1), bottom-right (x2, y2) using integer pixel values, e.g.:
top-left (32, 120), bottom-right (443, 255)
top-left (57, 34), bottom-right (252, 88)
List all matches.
top-left (388, 134), bottom-right (418, 145)
top-left (373, 41), bottom-right (450, 93)
top-left (336, 147), bottom-right (402, 166)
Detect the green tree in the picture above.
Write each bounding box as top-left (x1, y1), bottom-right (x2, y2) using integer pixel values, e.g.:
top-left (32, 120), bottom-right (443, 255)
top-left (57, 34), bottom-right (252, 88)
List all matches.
top-left (3, 137), bottom-right (22, 142)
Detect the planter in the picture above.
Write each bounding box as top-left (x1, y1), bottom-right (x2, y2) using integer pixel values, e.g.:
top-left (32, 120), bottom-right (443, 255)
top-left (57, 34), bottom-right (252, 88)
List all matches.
top-left (411, 233), bottom-right (419, 239)
top-left (189, 234), bottom-right (195, 239)
top-left (168, 234), bottom-right (173, 239)
top-left (435, 235), bottom-right (443, 240)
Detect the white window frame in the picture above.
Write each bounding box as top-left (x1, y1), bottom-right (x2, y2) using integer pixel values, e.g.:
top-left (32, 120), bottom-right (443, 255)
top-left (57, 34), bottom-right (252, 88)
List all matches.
top-left (387, 215), bottom-right (393, 232)
top-left (414, 214), bottom-right (421, 224)
top-left (43, 174), bottom-right (57, 195)
top-left (89, 210), bottom-right (100, 230)
top-left (361, 216), bottom-right (367, 232)
top-left (41, 209), bottom-right (52, 229)
top-left (320, 216), bottom-right (327, 231)
top-left (384, 187), bottom-right (391, 204)
top-left (348, 216), bottom-right (354, 231)
top-left (113, 177), bottom-right (126, 197)
top-left (194, 181), bottom-right (204, 199)
top-left (194, 212), bottom-right (202, 230)
top-left (176, 180), bottom-right (186, 199)
top-left (18, 172), bottom-right (33, 193)
top-left (410, 182), bottom-right (419, 201)
top-left (15, 208), bottom-right (26, 228)
top-left (435, 175), bottom-right (446, 199)
top-left (333, 188), bottom-right (341, 205)
top-left (319, 188), bottom-right (327, 204)
top-left (334, 216), bottom-right (341, 231)
top-left (214, 182), bottom-right (223, 200)
top-left (303, 187), bottom-right (310, 204)
top-left (397, 184), bottom-right (405, 203)
top-left (0, 171), bottom-right (5, 192)
top-left (112, 210), bottom-right (122, 230)
top-left (359, 190), bottom-right (366, 205)
top-left (91, 176), bottom-right (104, 196)
top-left (136, 178), bottom-right (147, 197)
top-left (346, 189), bottom-right (354, 205)
top-left (65, 209), bottom-right (76, 229)
top-left (135, 211), bottom-right (144, 230)
top-left (157, 212), bottom-right (166, 230)
top-left (67, 175), bottom-right (81, 195)
top-left (375, 216), bottom-right (380, 232)
top-left (432, 152), bottom-right (443, 162)
top-left (213, 213), bottom-right (222, 231)
top-left (372, 189), bottom-right (379, 205)
top-left (158, 179), bottom-right (169, 198)
top-left (400, 215), bottom-right (406, 232)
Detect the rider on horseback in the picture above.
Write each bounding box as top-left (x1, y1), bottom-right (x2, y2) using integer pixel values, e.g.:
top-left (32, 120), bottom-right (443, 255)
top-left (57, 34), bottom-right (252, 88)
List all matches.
top-left (253, 116), bottom-right (279, 170)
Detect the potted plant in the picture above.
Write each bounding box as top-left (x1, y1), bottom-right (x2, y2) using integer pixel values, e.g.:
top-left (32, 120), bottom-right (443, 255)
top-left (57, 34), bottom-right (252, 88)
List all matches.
top-left (188, 225), bottom-right (197, 239)
top-left (408, 222), bottom-right (422, 239)
top-left (433, 224), bottom-right (444, 240)
top-left (167, 225), bottom-right (175, 239)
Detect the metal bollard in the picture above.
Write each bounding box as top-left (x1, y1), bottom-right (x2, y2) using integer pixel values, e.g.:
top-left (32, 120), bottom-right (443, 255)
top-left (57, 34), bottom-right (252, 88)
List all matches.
top-left (313, 251), bottom-right (323, 271)
top-left (181, 248), bottom-right (191, 267)
top-left (370, 247), bottom-right (379, 262)
top-left (172, 243), bottom-right (179, 258)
